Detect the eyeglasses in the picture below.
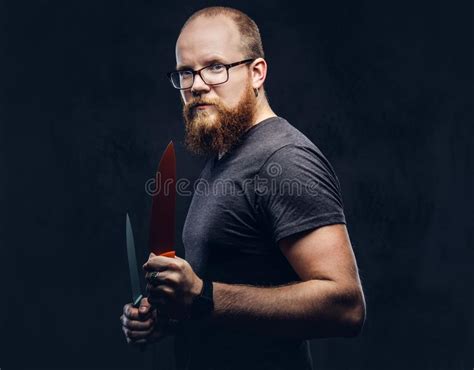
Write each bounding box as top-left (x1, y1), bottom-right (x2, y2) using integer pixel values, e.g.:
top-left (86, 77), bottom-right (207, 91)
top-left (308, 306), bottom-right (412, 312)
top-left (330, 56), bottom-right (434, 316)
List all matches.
top-left (167, 58), bottom-right (255, 90)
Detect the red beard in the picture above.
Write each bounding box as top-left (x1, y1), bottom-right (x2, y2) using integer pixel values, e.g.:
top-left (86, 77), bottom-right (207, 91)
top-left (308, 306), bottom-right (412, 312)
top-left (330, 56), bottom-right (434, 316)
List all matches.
top-left (182, 81), bottom-right (256, 156)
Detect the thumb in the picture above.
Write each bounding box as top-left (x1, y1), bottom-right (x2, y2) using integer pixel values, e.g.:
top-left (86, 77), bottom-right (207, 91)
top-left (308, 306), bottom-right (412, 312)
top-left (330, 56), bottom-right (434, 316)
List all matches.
top-left (139, 297), bottom-right (151, 313)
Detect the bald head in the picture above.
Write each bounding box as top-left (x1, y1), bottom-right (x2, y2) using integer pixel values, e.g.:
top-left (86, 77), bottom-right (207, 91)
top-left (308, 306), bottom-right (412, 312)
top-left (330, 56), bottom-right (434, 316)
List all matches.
top-left (178, 6), bottom-right (264, 61)
top-left (176, 15), bottom-right (243, 70)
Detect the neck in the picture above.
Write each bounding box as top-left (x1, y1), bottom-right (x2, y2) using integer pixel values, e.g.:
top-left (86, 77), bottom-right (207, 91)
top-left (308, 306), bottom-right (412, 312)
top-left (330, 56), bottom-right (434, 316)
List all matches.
top-left (251, 94), bottom-right (277, 128)
top-left (218, 96), bottom-right (276, 160)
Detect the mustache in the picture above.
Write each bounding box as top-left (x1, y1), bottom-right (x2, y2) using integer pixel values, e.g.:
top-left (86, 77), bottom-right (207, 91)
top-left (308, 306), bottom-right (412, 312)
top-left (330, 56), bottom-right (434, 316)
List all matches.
top-left (186, 100), bottom-right (217, 110)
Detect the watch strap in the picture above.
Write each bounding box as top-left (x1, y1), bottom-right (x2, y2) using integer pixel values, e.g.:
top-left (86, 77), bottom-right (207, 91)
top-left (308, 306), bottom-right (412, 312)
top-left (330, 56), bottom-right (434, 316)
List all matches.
top-left (190, 279), bottom-right (214, 319)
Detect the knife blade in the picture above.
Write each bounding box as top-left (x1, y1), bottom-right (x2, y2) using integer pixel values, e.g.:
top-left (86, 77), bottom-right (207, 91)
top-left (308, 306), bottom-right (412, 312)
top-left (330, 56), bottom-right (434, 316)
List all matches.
top-left (149, 141), bottom-right (176, 258)
top-left (126, 213), bottom-right (143, 308)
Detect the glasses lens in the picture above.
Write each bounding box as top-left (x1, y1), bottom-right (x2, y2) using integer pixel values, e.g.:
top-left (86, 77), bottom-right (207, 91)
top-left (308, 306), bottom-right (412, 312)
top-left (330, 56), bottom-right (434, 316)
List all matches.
top-left (201, 64), bottom-right (228, 85)
top-left (170, 71), bottom-right (193, 89)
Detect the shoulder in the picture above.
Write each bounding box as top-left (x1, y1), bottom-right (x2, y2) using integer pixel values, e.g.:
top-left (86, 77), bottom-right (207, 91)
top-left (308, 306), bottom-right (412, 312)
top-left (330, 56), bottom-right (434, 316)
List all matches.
top-left (245, 116), bottom-right (326, 164)
top-left (248, 116), bottom-right (316, 149)
top-left (250, 118), bottom-right (337, 181)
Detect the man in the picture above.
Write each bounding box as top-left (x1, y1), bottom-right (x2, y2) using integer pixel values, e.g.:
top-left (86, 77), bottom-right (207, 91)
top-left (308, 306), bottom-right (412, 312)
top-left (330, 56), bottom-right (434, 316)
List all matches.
top-left (120, 6), bottom-right (366, 370)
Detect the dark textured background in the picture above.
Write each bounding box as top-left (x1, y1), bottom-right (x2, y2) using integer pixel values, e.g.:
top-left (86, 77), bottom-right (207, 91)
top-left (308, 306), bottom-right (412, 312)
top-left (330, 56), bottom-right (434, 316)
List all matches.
top-left (0, 1), bottom-right (472, 369)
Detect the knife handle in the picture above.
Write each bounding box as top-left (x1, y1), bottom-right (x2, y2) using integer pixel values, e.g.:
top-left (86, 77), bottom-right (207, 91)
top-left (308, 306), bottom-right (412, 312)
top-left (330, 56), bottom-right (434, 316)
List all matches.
top-left (160, 251), bottom-right (176, 258)
top-left (134, 251), bottom-right (173, 353)
top-left (132, 295), bottom-right (148, 353)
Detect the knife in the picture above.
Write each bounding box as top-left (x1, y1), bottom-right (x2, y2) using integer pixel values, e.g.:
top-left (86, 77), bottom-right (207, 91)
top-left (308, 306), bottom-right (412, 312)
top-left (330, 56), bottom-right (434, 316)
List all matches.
top-left (146, 141), bottom-right (177, 366)
top-left (125, 213), bottom-right (143, 308)
top-left (149, 141), bottom-right (177, 258)
top-left (125, 141), bottom-right (177, 306)
top-left (125, 213), bottom-right (148, 354)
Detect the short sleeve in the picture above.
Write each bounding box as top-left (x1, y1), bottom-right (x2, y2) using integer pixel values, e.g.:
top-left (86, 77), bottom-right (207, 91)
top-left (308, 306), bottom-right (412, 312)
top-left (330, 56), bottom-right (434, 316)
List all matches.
top-left (255, 144), bottom-right (346, 244)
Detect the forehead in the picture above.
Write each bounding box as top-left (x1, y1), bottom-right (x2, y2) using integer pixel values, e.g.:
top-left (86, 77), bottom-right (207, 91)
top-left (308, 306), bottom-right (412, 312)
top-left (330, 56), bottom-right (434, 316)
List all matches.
top-left (176, 15), bottom-right (243, 68)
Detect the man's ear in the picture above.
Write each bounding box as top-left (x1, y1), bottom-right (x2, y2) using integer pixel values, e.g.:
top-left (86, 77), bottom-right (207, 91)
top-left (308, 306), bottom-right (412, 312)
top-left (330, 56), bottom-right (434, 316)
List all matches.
top-left (251, 57), bottom-right (267, 90)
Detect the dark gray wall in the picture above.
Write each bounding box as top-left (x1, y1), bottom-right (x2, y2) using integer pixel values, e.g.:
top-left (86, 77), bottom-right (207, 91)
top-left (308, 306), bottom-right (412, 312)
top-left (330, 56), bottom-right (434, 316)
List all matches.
top-left (0, 1), bottom-right (472, 369)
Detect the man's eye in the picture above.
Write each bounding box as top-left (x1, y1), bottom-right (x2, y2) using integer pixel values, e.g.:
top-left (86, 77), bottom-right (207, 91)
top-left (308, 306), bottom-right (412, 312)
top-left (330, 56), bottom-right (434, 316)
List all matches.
top-left (209, 64), bottom-right (225, 72)
top-left (180, 71), bottom-right (193, 79)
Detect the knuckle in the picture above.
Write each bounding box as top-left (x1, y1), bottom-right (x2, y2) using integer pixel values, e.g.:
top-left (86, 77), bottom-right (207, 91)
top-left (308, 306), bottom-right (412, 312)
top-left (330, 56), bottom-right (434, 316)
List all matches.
top-left (173, 275), bottom-right (182, 286)
top-left (131, 308), bottom-right (139, 317)
top-left (124, 310), bottom-right (134, 320)
top-left (169, 262), bottom-right (180, 271)
top-left (125, 305), bottom-right (135, 318)
top-left (165, 286), bottom-right (175, 296)
top-left (160, 275), bottom-right (171, 285)
top-left (166, 275), bottom-right (179, 286)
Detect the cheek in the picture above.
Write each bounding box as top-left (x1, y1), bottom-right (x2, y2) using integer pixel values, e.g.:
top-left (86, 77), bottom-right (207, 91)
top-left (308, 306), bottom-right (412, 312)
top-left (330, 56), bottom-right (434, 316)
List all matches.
top-left (215, 85), bottom-right (235, 104)
top-left (217, 85), bottom-right (246, 108)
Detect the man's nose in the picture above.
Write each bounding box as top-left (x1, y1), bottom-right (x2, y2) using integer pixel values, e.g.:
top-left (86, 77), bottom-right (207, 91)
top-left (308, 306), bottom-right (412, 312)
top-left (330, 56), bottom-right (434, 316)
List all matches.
top-left (191, 73), bottom-right (211, 95)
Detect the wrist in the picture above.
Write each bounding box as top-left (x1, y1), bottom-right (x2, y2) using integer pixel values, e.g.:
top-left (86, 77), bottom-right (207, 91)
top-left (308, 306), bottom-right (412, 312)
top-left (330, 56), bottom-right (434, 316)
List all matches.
top-left (190, 279), bottom-right (214, 320)
top-left (191, 277), bottom-right (204, 298)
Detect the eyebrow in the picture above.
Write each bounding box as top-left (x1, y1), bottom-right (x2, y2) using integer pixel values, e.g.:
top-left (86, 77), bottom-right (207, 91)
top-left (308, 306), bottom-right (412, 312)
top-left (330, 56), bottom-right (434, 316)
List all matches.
top-left (175, 57), bottom-right (228, 71)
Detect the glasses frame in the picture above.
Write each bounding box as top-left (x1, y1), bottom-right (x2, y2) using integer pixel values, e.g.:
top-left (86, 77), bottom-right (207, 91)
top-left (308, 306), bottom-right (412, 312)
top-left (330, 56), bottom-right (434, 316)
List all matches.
top-left (167, 58), bottom-right (255, 90)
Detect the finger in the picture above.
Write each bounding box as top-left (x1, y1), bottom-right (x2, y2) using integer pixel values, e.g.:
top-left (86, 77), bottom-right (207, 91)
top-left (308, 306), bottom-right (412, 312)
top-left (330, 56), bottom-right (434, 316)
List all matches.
top-left (138, 297), bottom-right (153, 316)
top-left (143, 255), bottom-right (177, 272)
top-left (122, 325), bottom-right (155, 340)
top-left (140, 296), bottom-right (151, 308)
top-left (174, 255), bottom-right (186, 262)
top-left (124, 303), bottom-right (139, 319)
top-left (123, 303), bottom-right (134, 316)
top-left (122, 316), bottom-right (155, 331)
top-left (145, 271), bottom-right (164, 286)
top-left (124, 332), bottom-right (154, 346)
top-left (124, 304), bottom-right (152, 321)
top-left (143, 255), bottom-right (166, 271)
top-left (145, 271), bottom-right (178, 287)
top-left (146, 283), bottom-right (175, 297)
top-left (127, 338), bottom-right (148, 346)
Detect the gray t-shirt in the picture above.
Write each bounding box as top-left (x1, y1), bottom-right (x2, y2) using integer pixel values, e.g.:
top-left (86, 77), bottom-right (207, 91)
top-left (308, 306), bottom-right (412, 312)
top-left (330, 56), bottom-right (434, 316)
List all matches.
top-left (178, 116), bottom-right (346, 369)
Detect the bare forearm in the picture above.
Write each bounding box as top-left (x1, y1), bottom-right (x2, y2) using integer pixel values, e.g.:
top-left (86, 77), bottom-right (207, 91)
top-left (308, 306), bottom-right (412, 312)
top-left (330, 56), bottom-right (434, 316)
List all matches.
top-left (206, 280), bottom-right (365, 339)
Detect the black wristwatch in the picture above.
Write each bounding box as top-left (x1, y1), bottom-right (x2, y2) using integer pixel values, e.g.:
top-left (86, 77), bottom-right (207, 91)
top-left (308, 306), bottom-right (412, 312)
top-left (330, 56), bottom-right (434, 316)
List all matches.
top-left (190, 279), bottom-right (214, 320)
